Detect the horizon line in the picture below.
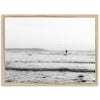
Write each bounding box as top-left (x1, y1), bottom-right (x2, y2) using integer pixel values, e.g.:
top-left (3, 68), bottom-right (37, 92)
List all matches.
top-left (5, 48), bottom-right (95, 51)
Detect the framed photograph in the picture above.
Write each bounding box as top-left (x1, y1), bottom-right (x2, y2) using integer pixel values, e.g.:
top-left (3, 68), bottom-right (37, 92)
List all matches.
top-left (2, 15), bottom-right (98, 86)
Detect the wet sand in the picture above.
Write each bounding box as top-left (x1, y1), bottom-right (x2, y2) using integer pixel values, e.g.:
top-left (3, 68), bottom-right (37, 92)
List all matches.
top-left (5, 70), bottom-right (95, 83)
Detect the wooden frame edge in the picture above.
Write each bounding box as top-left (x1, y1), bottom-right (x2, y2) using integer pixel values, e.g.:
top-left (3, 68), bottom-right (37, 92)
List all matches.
top-left (2, 82), bottom-right (98, 86)
top-left (95, 15), bottom-right (98, 86)
top-left (2, 14), bottom-right (98, 18)
top-left (1, 15), bottom-right (5, 86)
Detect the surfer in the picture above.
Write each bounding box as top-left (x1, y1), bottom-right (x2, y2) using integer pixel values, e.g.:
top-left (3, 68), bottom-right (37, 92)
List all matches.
top-left (28, 53), bottom-right (32, 56)
top-left (64, 50), bottom-right (68, 55)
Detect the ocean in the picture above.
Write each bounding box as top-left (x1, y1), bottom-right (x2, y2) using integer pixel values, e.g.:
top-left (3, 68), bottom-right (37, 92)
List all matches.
top-left (5, 49), bottom-right (95, 83)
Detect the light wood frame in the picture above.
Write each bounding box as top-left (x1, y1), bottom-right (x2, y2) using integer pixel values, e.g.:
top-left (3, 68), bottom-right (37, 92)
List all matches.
top-left (1, 14), bottom-right (98, 86)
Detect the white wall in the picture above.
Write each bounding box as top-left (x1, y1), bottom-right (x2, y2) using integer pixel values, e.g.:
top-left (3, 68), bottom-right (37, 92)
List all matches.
top-left (0, 0), bottom-right (99, 100)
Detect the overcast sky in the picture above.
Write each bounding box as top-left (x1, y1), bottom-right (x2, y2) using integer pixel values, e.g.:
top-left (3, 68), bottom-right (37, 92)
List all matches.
top-left (5, 17), bottom-right (95, 50)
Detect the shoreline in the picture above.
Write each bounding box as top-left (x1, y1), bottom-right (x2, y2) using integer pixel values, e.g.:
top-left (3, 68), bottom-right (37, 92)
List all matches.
top-left (5, 67), bottom-right (95, 73)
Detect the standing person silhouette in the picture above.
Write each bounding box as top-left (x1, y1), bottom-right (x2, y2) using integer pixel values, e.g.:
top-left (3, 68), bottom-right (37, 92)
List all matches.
top-left (64, 50), bottom-right (68, 55)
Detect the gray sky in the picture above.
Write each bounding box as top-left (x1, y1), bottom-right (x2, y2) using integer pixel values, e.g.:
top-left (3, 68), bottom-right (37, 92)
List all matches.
top-left (5, 17), bottom-right (95, 50)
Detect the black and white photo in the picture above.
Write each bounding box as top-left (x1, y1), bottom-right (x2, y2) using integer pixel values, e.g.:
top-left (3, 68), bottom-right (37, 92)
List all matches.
top-left (2, 15), bottom-right (98, 85)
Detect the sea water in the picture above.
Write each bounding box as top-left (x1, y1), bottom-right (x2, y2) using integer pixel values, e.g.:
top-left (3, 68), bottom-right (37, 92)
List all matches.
top-left (5, 49), bottom-right (95, 83)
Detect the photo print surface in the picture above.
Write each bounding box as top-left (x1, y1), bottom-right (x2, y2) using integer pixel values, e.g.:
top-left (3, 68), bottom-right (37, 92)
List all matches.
top-left (3, 15), bottom-right (97, 85)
